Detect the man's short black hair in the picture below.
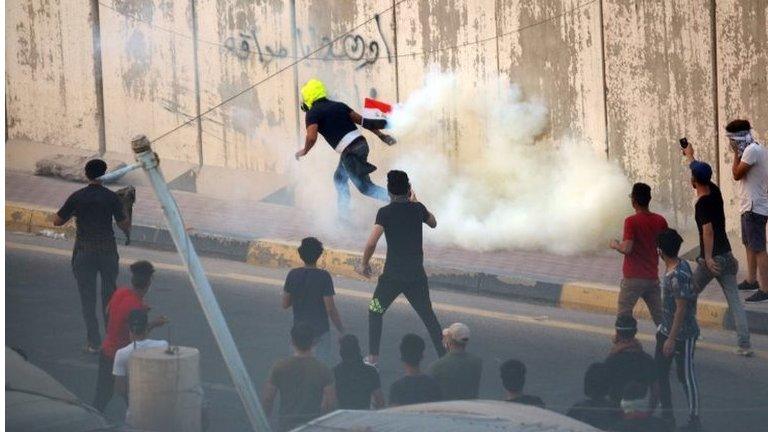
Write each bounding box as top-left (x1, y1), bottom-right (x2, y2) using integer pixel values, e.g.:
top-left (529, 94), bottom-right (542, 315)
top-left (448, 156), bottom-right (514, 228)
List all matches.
top-left (387, 170), bottom-right (410, 196)
top-left (631, 183), bottom-right (652, 207)
top-left (500, 359), bottom-right (526, 393)
top-left (130, 260), bottom-right (155, 289)
top-left (339, 334), bottom-right (363, 363)
top-left (128, 308), bottom-right (149, 335)
top-left (615, 314), bottom-right (638, 340)
top-left (583, 362), bottom-right (611, 400)
top-left (657, 228), bottom-right (683, 259)
top-left (399, 333), bottom-right (425, 366)
top-left (298, 237), bottom-right (323, 265)
top-left (291, 322), bottom-right (315, 351)
top-left (85, 159), bottom-right (108, 180)
top-left (725, 119), bottom-right (751, 133)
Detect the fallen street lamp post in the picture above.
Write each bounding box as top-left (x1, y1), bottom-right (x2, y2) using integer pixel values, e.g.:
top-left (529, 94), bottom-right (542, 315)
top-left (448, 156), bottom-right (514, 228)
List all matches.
top-left (102, 135), bottom-right (271, 432)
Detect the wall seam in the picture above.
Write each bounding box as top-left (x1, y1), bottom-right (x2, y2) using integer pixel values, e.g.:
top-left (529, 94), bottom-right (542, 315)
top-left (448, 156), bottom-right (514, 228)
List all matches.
top-left (598, 0), bottom-right (609, 160)
top-left (393, 0), bottom-right (400, 102)
top-left (190, 0), bottom-right (204, 166)
top-left (290, 0), bottom-right (302, 145)
top-left (89, 0), bottom-right (107, 154)
top-left (710, 0), bottom-right (720, 183)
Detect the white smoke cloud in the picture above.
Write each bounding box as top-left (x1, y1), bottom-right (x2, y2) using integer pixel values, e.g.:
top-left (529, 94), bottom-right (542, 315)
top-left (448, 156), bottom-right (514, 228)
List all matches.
top-left (385, 72), bottom-right (631, 254)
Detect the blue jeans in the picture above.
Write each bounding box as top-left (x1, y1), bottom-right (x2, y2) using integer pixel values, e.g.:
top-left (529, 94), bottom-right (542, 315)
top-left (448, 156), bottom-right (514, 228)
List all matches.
top-left (333, 139), bottom-right (388, 214)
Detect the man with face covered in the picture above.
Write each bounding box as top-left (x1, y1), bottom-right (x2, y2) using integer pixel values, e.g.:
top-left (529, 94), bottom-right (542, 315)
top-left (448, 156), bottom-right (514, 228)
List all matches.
top-left (294, 79), bottom-right (396, 217)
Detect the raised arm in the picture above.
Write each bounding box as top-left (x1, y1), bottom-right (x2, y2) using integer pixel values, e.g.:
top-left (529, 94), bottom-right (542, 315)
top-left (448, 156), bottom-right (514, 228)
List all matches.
top-left (350, 111), bottom-right (396, 145)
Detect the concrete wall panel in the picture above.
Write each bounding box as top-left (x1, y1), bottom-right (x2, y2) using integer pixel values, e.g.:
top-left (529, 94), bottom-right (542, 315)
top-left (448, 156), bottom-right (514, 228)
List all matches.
top-left (497, 0), bottom-right (606, 154)
top-left (195, 0), bottom-right (298, 172)
top-left (716, 1), bottom-right (768, 230)
top-left (99, 0), bottom-right (199, 162)
top-left (6, 0), bottom-right (100, 150)
top-left (394, 0), bottom-right (499, 159)
top-left (603, 0), bottom-right (716, 228)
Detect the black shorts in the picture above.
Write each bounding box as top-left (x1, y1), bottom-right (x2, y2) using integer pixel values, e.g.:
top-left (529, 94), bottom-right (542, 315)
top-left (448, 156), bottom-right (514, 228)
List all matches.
top-left (741, 211), bottom-right (768, 252)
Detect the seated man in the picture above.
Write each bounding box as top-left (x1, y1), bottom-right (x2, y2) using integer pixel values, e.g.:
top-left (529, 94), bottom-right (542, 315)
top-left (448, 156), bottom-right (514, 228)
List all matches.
top-left (428, 323), bottom-right (482, 400)
top-left (605, 315), bottom-right (658, 406)
top-left (262, 323), bottom-right (335, 432)
top-left (389, 334), bottom-right (442, 406)
top-left (500, 359), bottom-right (544, 408)
top-left (112, 309), bottom-right (169, 406)
top-left (566, 362), bottom-right (618, 430)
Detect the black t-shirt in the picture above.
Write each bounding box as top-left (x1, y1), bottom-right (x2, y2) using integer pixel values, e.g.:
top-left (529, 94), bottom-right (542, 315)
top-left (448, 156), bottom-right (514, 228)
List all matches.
top-left (507, 394), bottom-right (545, 408)
top-left (305, 98), bottom-right (357, 149)
top-left (694, 184), bottom-right (731, 257)
top-left (566, 398), bottom-right (618, 430)
top-left (614, 416), bottom-right (672, 432)
top-left (56, 184), bottom-right (126, 242)
top-left (604, 350), bottom-right (656, 404)
top-left (375, 201), bottom-right (430, 279)
top-left (284, 267), bottom-right (335, 337)
top-left (333, 361), bottom-right (381, 409)
top-left (389, 374), bottom-right (442, 406)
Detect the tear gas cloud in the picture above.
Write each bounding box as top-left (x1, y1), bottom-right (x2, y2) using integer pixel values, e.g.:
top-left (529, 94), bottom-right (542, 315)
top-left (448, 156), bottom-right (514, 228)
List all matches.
top-left (387, 72), bottom-right (631, 254)
top-left (293, 72), bottom-right (631, 254)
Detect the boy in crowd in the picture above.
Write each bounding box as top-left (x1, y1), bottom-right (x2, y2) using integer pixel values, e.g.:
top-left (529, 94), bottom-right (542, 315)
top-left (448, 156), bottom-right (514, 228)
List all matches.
top-left (726, 119), bottom-right (768, 303)
top-left (333, 334), bottom-right (385, 409)
top-left (112, 309), bottom-right (169, 405)
top-left (655, 229), bottom-right (701, 431)
top-left (500, 359), bottom-right (544, 408)
top-left (604, 315), bottom-right (657, 406)
top-left (566, 362), bottom-right (617, 431)
top-left (283, 237), bottom-right (344, 366)
top-left (94, 261), bottom-right (167, 412)
top-left (683, 143), bottom-right (752, 355)
top-left (263, 323), bottom-right (335, 432)
top-left (610, 182), bottom-right (667, 325)
top-left (428, 322), bottom-right (482, 400)
top-left (389, 334), bottom-right (442, 406)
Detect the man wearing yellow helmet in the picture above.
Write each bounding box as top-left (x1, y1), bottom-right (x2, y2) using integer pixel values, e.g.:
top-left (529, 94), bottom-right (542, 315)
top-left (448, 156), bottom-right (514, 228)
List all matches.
top-left (295, 79), bottom-right (396, 216)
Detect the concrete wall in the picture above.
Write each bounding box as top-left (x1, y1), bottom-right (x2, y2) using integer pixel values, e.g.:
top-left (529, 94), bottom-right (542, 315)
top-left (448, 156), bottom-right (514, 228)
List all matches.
top-left (6, 0), bottom-right (768, 225)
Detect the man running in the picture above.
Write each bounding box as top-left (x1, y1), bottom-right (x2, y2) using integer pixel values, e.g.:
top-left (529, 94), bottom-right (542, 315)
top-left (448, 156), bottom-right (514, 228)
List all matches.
top-left (361, 170), bottom-right (445, 366)
top-left (294, 79), bottom-right (396, 216)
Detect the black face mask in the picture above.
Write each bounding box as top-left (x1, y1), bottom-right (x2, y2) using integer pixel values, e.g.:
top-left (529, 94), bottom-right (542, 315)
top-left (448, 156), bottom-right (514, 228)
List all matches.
top-left (300, 103), bottom-right (309, 112)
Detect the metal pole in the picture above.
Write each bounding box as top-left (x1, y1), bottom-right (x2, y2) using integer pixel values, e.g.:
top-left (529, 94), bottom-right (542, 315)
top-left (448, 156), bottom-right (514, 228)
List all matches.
top-left (97, 162), bottom-right (142, 183)
top-left (130, 135), bottom-right (271, 432)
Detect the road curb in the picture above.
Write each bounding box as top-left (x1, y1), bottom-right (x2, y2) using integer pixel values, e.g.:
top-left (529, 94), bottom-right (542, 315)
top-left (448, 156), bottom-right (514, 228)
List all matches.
top-left (6, 202), bottom-right (766, 335)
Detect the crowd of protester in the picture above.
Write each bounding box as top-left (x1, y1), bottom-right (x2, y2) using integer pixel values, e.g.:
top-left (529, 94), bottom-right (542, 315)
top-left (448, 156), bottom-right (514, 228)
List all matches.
top-left (54, 118), bottom-right (766, 431)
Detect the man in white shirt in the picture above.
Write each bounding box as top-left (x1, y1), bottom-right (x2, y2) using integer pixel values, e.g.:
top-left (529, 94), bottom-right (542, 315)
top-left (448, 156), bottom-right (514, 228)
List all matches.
top-left (729, 119), bottom-right (768, 303)
top-left (112, 309), bottom-right (169, 403)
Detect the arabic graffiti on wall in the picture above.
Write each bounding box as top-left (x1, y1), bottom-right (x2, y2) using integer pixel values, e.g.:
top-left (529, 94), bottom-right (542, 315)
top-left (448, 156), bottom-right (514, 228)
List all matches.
top-left (223, 15), bottom-right (392, 70)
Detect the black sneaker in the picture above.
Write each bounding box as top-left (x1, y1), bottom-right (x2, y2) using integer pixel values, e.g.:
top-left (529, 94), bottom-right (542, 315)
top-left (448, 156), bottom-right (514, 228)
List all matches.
top-left (745, 290), bottom-right (768, 303)
top-left (738, 280), bottom-right (759, 291)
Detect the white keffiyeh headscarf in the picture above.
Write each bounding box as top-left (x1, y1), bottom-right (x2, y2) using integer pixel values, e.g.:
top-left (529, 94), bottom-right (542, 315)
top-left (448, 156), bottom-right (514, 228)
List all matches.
top-left (726, 129), bottom-right (758, 157)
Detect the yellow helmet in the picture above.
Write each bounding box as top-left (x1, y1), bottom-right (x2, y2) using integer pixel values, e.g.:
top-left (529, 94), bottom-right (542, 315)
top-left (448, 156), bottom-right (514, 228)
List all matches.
top-left (300, 79), bottom-right (327, 109)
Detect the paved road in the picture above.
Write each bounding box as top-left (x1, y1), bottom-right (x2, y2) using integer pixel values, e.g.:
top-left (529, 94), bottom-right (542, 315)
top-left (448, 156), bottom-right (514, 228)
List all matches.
top-left (6, 232), bottom-right (768, 431)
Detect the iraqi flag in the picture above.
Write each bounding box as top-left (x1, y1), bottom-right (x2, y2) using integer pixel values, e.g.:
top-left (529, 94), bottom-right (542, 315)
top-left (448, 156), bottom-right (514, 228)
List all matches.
top-left (362, 98), bottom-right (392, 129)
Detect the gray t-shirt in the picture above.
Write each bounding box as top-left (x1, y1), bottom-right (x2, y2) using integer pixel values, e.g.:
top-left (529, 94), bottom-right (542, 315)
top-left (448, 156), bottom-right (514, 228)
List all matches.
top-left (428, 351), bottom-right (482, 400)
top-left (737, 142), bottom-right (768, 215)
top-left (659, 259), bottom-right (699, 340)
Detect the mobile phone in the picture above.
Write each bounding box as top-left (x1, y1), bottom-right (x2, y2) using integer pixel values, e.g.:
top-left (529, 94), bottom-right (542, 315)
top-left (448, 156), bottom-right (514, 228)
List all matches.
top-left (679, 137), bottom-right (689, 149)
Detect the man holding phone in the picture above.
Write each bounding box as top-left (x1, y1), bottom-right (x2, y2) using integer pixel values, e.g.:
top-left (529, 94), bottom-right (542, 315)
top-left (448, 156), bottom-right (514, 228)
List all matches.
top-left (682, 141), bottom-right (753, 356)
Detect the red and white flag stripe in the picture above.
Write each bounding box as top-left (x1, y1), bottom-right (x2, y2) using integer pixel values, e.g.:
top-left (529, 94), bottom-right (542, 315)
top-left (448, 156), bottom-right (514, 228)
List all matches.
top-left (362, 98), bottom-right (392, 129)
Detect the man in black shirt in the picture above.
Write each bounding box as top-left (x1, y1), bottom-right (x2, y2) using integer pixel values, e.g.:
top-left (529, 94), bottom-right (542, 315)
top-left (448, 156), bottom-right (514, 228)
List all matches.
top-left (389, 334), bottom-right (442, 406)
top-left (294, 79), bottom-right (396, 216)
top-left (682, 144), bottom-right (752, 355)
top-left (604, 315), bottom-right (657, 406)
top-left (567, 362), bottom-right (618, 431)
top-left (54, 159), bottom-right (131, 353)
top-left (361, 170), bottom-right (445, 366)
top-left (333, 334), bottom-right (385, 409)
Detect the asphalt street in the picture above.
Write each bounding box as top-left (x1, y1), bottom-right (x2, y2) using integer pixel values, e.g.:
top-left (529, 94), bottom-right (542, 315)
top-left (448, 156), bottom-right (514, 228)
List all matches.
top-left (6, 232), bottom-right (768, 431)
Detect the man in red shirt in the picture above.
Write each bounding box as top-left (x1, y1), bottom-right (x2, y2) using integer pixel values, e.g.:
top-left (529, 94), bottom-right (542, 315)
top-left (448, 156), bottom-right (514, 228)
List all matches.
top-left (610, 183), bottom-right (668, 325)
top-left (93, 260), bottom-right (167, 412)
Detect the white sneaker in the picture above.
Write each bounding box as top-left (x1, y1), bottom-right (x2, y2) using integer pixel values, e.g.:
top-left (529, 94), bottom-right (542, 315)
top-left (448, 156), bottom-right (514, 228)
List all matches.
top-left (735, 347), bottom-right (754, 357)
